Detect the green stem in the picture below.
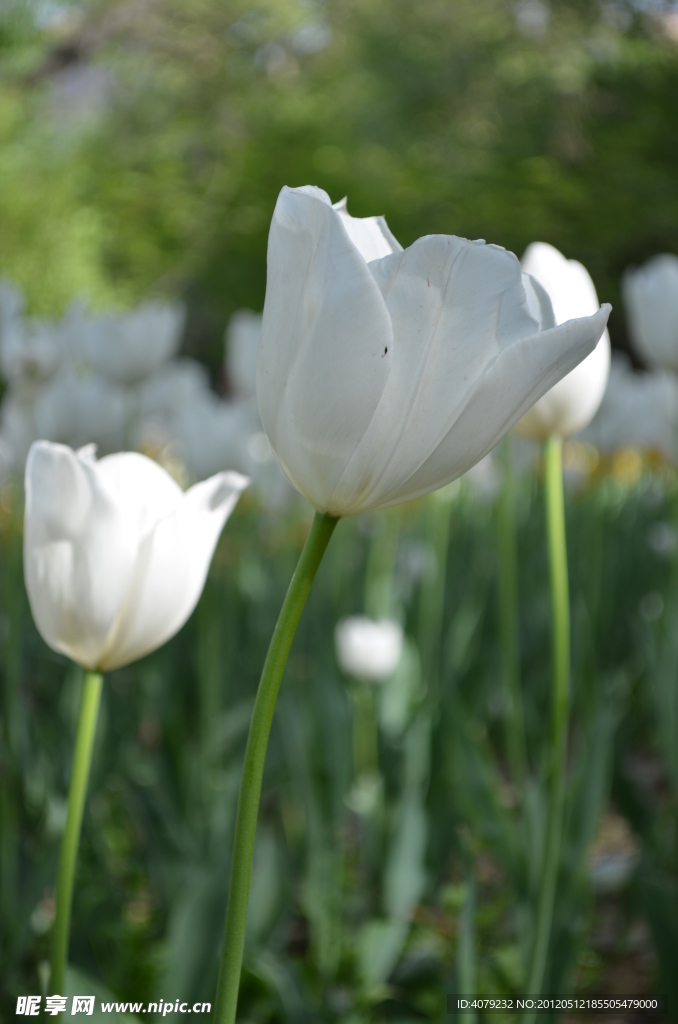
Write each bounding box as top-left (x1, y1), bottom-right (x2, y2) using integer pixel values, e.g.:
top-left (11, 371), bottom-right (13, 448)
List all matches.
top-left (525, 437), bottom-right (570, 1005)
top-left (496, 439), bottom-right (527, 783)
top-left (50, 670), bottom-right (103, 995)
top-left (417, 491), bottom-right (454, 695)
top-left (213, 511), bottom-right (338, 1024)
top-left (351, 683), bottom-right (379, 778)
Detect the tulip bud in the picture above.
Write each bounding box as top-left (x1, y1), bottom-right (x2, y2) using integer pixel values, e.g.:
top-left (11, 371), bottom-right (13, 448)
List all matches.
top-left (623, 254), bottom-right (678, 372)
top-left (257, 186), bottom-right (610, 516)
top-left (24, 441), bottom-right (248, 671)
top-left (335, 616), bottom-right (403, 682)
top-left (513, 242), bottom-right (611, 440)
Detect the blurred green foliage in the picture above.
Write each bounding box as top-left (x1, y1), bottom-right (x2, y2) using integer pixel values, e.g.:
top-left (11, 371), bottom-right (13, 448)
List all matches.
top-left (2, 459), bottom-right (678, 1019)
top-left (1, 1), bottom-right (678, 1019)
top-left (0, 0), bottom-right (677, 364)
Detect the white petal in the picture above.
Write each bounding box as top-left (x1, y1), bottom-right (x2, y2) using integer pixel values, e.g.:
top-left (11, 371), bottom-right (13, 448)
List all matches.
top-left (325, 236), bottom-right (556, 513)
top-left (257, 185), bottom-right (394, 511)
top-left (23, 442), bottom-right (139, 668)
top-left (99, 472), bottom-right (249, 670)
top-left (383, 306), bottom-right (611, 506)
top-left (332, 197), bottom-right (403, 263)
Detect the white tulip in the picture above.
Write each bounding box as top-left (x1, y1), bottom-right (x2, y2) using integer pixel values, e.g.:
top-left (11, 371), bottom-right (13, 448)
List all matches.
top-left (225, 310), bottom-right (262, 399)
top-left (335, 616), bottom-right (403, 682)
top-left (24, 441), bottom-right (248, 671)
top-left (0, 278), bottom-right (24, 333)
top-left (513, 242), bottom-right (611, 440)
top-left (0, 385), bottom-right (41, 470)
top-left (257, 186), bottom-right (610, 516)
top-left (85, 302), bottom-right (185, 384)
top-left (177, 392), bottom-right (258, 480)
top-left (579, 353), bottom-right (678, 460)
top-left (623, 254), bottom-right (678, 372)
top-left (0, 318), bottom-right (65, 383)
top-left (133, 358), bottom-right (211, 450)
top-left (138, 359), bottom-right (210, 419)
top-left (35, 369), bottom-right (128, 454)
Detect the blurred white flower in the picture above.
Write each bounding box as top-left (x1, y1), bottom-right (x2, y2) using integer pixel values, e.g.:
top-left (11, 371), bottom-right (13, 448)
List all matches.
top-left (35, 369), bottom-right (128, 454)
top-left (0, 318), bottom-right (65, 382)
top-left (579, 353), bottom-right (678, 460)
top-left (514, 242), bottom-right (611, 440)
top-left (623, 254), bottom-right (678, 372)
top-left (257, 186), bottom-right (609, 516)
top-left (85, 302), bottom-right (185, 384)
top-left (225, 310), bottom-right (262, 398)
top-left (133, 358), bottom-right (211, 448)
top-left (0, 384), bottom-right (42, 470)
top-left (24, 441), bottom-right (248, 671)
top-left (0, 278), bottom-right (24, 333)
top-left (335, 616), bottom-right (403, 683)
top-left (177, 392), bottom-right (258, 480)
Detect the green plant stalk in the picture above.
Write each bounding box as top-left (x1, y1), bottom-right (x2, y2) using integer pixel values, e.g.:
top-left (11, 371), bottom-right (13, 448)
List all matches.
top-left (525, 436), bottom-right (570, 1005)
top-left (213, 511), bottom-right (338, 1024)
top-left (496, 439), bottom-right (527, 783)
top-left (350, 682), bottom-right (379, 779)
top-left (417, 491), bottom-right (454, 696)
top-left (50, 670), bottom-right (103, 995)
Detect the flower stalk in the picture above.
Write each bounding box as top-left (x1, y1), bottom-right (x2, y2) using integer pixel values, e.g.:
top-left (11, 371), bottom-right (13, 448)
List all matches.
top-left (50, 670), bottom-right (103, 995)
top-left (214, 511), bottom-right (338, 1024)
top-left (525, 436), bottom-right (570, 1006)
top-left (496, 440), bottom-right (527, 783)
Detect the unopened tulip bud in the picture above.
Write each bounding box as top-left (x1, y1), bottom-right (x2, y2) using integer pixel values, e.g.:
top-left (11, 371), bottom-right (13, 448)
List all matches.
top-left (513, 242), bottom-right (611, 440)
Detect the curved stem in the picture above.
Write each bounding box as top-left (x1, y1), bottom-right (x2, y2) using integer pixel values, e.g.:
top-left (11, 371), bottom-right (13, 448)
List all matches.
top-left (496, 439), bottom-right (527, 783)
top-left (213, 511), bottom-right (338, 1024)
top-left (50, 670), bottom-right (103, 995)
top-left (525, 437), bottom-right (570, 1005)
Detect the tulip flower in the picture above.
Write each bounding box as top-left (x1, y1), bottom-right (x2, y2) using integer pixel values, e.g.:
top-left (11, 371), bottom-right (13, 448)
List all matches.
top-left (0, 318), bottom-right (64, 383)
top-left (623, 254), bottom-right (678, 372)
top-left (0, 386), bottom-right (41, 471)
top-left (138, 358), bottom-right (210, 423)
top-left (24, 441), bottom-right (249, 671)
top-left (508, 243), bottom-right (609, 1001)
top-left (0, 277), bottom-right (25, 337)
top-left (512, 243), bottom-right (610, 440)
top-left (581, 353), bottom-right (678, 461)
top-left (335, 615), bottom-right (403, 682)
top-left (84, 301), bottom-right (185, 384)
top-left (214, 187), bottom-right (612, 1024)
top-left (225, 310), bottom-right (262, 399)
top-left (176, 391), bottom-right (259, 481)
top-left (25, 440), bottom-right (248, 999)
top-left (35, 369), bottom-right (128, 455)
top-left (256, 186), bottom-right (610, 517)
